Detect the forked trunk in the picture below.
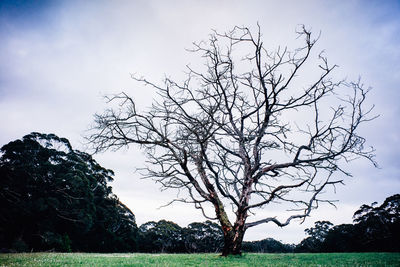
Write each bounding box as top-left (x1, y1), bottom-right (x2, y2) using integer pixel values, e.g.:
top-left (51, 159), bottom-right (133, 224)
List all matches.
top-left (211, 187), bottom-right (248, 256)
top-left (221, 228), bottom-right (245, 256)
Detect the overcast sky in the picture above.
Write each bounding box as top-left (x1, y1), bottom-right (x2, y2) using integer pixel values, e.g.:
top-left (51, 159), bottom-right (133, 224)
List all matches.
top-left (1, 0), bottom-right (399, 244)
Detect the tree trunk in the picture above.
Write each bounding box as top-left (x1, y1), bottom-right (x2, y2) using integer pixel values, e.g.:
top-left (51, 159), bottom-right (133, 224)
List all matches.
top-left (211, 190), bottom-right (248, 256)
top-left (221, 227), bottom-right (245, 256)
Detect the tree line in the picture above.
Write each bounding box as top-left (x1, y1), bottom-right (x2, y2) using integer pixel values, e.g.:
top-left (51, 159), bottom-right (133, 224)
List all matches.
top-left (1, 133), bottom-right (398, 253)
top-left (296, 193), bottom-right (400, 253)
top-left (135, 192), bottom-right (400, 254)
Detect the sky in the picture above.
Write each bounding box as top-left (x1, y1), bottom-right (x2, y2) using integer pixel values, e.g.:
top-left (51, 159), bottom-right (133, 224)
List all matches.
top-left (0, 0), bottom-right (399, 244)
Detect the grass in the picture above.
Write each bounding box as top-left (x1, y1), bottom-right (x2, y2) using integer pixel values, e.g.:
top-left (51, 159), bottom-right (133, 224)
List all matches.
top-left (0, 252), bottom-right (399, 267)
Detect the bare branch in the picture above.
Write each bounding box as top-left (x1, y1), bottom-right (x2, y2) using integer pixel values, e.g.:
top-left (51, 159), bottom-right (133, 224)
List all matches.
top-left (88, 24), bottom-right (377, 255)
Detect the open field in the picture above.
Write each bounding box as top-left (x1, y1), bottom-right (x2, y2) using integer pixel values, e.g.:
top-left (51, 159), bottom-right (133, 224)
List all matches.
top-left (0, 253), bottom-right (399, 267)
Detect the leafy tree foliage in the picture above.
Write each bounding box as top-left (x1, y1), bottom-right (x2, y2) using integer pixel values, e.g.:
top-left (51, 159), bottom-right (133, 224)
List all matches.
top-left (242, 238), bottom-right (294, 253)
top-left (296, 194), bottom-right (400, 252)
top-left (136, 219), bottom-right (293, 254)
top-left (0, 133), bottom-right (138, 252)
top-left (304, 221), bottom-right (334, 242)
top-left (137, 220), bottom-right (224, 253)
top-left (322, 224), bottom-right (358, 252)
top-left (296, 221), bottom-right (333, 252)
top-left (184, 221), bottom-right (223, 253)
top-left (352, 194), bottom-right (400, 251)
top-left (138, 220), bottom-right (185, 253)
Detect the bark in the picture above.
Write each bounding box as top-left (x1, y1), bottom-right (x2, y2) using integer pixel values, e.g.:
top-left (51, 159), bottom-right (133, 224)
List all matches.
top-left (210, 194), bottom-right (245, 256)
top-left (214, 197), bottom-right (247, 256)
top-left (221, 227), bottom-right (245, 256)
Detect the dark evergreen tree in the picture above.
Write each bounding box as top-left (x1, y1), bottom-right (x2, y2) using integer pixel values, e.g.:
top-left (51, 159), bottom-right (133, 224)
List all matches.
top-left (296, 221), bottom-right (333, 252)
top-left (184, 221), bottom-right (223, 253)
top-left (138, 220), bottom-right (185, 253)
top-left (322, 224), bottom-right (359, 252)
top-left (242, 238), bottom-right (294, 253)
top-left (0, 133), bottom-right (138, 252)
top-left (296, 194), bottom-right (400, 252)
top-left (352, 194), bottom-right (400, 251)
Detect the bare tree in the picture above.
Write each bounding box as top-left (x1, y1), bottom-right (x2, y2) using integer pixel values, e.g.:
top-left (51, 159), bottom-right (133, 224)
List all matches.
top-left (88, 25), bottom-right (376, 256)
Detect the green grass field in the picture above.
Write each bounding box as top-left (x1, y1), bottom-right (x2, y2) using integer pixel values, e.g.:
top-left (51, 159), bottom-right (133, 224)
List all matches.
top-left (0, 252), bottom-right (399, 267)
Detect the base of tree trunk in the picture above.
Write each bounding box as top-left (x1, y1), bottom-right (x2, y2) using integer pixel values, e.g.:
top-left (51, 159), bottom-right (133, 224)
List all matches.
top-left (220, 231), bottom-right (244, 256)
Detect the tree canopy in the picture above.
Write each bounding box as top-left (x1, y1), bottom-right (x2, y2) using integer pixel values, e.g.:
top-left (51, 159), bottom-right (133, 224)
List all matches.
top-left (297, 194), bottom-right (400, 252)
top-left (0, 132), bottom-right (138, 252)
